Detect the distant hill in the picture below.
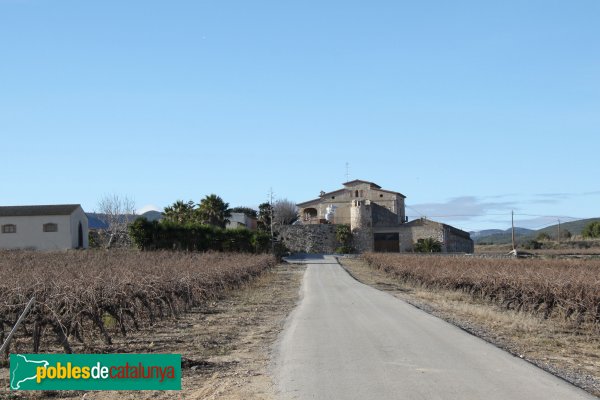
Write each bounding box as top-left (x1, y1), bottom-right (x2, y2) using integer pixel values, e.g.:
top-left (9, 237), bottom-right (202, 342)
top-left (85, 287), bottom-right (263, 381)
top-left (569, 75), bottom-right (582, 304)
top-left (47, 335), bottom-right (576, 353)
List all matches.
top-left (474, 227), bottom-right (535, 245)
top-left (514, 227), bottom-right (536, 235)
top-left (87, 214), bottom-right (109, 230)
top-left (141, 210), bottom-right (163, 222)
top-left (535, 218), bottom-right (600, 238)
top-left (473, 218), bottom-right (600, 244)
top-left (469, 229), bottom-right (503, 240)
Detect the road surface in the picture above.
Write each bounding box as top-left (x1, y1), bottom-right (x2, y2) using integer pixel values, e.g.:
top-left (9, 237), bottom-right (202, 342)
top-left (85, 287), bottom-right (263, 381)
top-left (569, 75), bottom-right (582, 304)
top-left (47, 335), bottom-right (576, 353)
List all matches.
top-left (274, 255), bottom-right (596, 400)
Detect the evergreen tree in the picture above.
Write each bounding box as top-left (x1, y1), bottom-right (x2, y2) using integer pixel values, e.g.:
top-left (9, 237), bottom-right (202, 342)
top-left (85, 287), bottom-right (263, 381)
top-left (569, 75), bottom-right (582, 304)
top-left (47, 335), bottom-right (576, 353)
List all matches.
top-left (257, 202), bottom-right (272, 232)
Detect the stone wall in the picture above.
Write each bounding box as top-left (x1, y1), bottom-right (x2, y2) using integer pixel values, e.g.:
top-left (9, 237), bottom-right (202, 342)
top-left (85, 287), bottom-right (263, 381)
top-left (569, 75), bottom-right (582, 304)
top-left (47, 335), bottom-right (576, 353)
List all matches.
top-left (352, 228), bottom-right (373, 253)
top-left (398, 219), bottom-right (474, 253)
top-left (277, 219), bottom-right (473, 254)
top-left (371, 203), bottom-right (399, 227)
top-left (443, 225), bottom-right (475, 253)
top-left (276, 225), bottom-right (338, 254)
top-left (398, 223), bottom-right (444, 252)
top-left (350, 201), bottom-right (374, 252)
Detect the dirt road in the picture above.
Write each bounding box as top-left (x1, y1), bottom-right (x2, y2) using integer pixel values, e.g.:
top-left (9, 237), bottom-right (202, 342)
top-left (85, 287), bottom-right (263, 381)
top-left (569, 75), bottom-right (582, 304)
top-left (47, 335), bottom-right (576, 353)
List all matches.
top-left (274, 256), bottom-right (597, 400)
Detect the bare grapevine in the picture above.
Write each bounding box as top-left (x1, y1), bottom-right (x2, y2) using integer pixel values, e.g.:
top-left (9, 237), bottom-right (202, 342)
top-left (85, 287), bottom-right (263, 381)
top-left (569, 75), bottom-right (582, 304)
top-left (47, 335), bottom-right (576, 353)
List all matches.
top-left (0, 250), bottom-right (275, 355)
top-left (363, 253), bottom-right (600, 329)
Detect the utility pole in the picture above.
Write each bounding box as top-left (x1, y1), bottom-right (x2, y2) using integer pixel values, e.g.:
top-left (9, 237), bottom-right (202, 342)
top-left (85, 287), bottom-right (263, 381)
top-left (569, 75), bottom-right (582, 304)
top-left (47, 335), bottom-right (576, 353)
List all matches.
top-left (557, 218), bottom-right (561, 244)
top-left (511, 210), bottom-right (516, 252)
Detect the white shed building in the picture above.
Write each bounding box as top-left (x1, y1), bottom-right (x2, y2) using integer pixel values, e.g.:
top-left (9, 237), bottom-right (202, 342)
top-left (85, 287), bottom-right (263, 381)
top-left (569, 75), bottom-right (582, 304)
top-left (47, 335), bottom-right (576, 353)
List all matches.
top-left (226, 212), bottom-right (258, 230)
top-left (0, 204), bottom-right (88, 250)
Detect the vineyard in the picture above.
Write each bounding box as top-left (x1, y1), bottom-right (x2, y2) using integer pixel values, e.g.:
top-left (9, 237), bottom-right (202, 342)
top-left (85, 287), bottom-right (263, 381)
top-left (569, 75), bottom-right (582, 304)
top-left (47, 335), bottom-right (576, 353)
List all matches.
top-left (363, 253), bottom-right (600, 329)
top-left (0, 250), bottom-right (275, 356)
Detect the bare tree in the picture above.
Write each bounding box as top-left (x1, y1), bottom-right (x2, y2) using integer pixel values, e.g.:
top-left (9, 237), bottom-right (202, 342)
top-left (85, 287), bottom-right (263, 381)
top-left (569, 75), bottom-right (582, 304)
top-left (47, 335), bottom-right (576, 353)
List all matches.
top-left (273, 199), bottom-right (298, 226)
top-left (97, 194), bottom-right (136, 248)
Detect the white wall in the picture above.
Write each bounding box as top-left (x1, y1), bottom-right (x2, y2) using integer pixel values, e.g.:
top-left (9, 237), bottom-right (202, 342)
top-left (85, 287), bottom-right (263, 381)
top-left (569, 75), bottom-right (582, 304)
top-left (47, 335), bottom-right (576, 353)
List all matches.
top-left (0, 215), bottom-right (72, 250)
top-left (226, 212), bottom-right (256, 230)
top-left (69, 207), bottom-right (89, 249)
top-left (0, 208), bottom-right (89, 250)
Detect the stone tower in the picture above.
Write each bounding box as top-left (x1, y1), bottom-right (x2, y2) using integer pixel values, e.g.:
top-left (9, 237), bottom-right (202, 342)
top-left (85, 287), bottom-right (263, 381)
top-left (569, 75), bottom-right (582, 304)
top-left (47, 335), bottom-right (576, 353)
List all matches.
top-left (350, 200), bottom-right (374, 252)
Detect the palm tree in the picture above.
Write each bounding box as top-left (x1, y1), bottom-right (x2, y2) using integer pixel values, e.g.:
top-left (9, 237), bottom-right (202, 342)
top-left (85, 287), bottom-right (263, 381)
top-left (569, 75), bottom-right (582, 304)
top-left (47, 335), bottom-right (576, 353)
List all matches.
top-left (197, 194), bottom-right (231, 228)
top-left (414, 237), bottom-right (442, 253)
top-left (163, 200), bottom-right (196, 224)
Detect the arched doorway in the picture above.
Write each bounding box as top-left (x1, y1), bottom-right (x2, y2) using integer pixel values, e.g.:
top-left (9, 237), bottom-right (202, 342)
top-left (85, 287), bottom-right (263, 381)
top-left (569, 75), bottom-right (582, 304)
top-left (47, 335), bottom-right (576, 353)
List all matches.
top-left (78, 222), bottom-right (84, 248)
top-left (303, 208), bottom-right (318, 222)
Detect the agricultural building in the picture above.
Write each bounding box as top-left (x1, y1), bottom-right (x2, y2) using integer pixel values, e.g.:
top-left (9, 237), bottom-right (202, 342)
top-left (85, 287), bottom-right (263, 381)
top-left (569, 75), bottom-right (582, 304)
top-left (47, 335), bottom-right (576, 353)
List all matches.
top-left (226, 212), bottom-right (258, 230)
top-left (0, 204), bottom-right (88, 250)
top-left (290, 180), bottom-right (473, 253)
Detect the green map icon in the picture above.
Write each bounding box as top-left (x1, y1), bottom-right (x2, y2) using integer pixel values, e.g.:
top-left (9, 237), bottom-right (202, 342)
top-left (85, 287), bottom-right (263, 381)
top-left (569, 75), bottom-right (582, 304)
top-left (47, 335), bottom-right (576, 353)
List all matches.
top-left (10, 354), bottom-right (49, 390)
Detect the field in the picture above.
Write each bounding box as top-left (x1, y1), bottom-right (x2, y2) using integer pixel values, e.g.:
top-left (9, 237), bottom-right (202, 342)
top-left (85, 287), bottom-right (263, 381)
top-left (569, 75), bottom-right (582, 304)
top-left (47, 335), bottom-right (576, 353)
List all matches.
top-left (476, 242), bottom-right (600, 257)
top-left (0, 250), bottom-right (276, 357)
top-left (362, 253), bottom-right (600, 329)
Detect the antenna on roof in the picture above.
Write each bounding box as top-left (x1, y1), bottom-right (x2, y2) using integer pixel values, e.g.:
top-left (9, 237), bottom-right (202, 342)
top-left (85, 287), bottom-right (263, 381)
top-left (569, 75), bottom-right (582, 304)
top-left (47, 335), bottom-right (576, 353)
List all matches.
top-left (345, 162), bottom-right (350, 182)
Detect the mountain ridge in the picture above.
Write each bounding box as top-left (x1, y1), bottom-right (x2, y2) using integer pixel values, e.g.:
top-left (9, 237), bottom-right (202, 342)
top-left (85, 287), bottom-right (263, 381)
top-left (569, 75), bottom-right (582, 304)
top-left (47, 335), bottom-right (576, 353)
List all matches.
top-left (472, 218), bottom-right (600, 244)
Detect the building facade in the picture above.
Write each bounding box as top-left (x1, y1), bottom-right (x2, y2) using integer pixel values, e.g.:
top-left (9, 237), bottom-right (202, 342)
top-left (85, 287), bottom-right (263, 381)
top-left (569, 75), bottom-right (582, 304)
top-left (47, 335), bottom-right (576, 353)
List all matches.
top-left (398, 218), bottom-right (474, 253)
top-left (0, 204), bottom-right (89, 250)
top-left (226, 212), bottom-right (258, 230)
top-left (297, 180), bottom-right (406, 227)
top-left (295, 180), bottom-right (473, 253)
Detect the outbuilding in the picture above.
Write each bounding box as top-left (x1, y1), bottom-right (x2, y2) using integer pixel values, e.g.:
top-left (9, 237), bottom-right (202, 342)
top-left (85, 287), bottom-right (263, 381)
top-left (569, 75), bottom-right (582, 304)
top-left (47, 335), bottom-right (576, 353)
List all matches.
top-left (0, 204), bottom-right (88, 250)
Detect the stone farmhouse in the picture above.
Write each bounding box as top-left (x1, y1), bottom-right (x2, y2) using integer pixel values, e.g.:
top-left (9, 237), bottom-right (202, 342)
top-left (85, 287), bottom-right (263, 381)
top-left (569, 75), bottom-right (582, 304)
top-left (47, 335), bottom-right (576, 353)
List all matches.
top-left (0, 204), bottom-right (89, 250)
top-left (288, 180), bottom-right (473, 253)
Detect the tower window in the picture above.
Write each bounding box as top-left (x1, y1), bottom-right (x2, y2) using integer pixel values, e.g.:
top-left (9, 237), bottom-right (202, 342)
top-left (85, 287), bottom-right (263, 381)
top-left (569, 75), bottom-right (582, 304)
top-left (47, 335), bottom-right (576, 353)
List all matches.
top-left (355, 190), bottom-right (359, 197)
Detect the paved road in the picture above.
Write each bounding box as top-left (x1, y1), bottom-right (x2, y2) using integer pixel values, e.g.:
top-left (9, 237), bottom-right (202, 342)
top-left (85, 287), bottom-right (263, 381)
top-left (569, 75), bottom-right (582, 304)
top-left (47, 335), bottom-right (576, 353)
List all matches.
top-left (274, 256), bottom-right (597, 400)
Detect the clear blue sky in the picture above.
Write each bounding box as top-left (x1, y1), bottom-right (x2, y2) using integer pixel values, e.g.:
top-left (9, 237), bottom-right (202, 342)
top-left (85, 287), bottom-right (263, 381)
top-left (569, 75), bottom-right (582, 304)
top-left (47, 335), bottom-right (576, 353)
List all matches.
top-left (1, 0), bottom-right (599, 231)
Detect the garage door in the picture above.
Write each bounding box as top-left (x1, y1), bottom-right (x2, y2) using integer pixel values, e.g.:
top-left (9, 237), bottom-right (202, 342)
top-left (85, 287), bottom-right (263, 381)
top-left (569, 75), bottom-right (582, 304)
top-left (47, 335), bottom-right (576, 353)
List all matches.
top-left (374, 233), bottom-right (399, 252)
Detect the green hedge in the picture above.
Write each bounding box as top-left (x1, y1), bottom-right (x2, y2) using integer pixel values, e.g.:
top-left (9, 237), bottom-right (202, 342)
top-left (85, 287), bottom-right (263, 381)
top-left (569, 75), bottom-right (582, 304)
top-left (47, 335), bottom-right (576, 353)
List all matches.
top-left (129, 218), bottom-right (271, 253)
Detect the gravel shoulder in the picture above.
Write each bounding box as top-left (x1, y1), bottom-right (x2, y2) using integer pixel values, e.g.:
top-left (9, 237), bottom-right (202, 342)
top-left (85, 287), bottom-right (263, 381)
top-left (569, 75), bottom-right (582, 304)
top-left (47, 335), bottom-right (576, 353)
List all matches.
top-left (339, 257), bottom-right (600, 398)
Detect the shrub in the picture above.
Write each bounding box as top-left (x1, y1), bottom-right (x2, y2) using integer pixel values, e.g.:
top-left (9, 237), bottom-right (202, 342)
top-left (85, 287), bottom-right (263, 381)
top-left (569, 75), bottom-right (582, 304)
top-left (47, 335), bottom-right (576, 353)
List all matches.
top-left (413, 238), bottom-right (442, 253)
top-left (222, 228), bottom-right (254, 252)
top-left (582, 221), bottom-right (600, 239)
top-left (88, 231), bottom-right (99, 248)
top-left (522, 239), bottom-right (542, 250)
top-left (129, 217), bottom-right (269, 253)
top-left (335, 224), bottom-right (354, 253)
top-left (251, 231), bottom-right (271, 253)
top-left (536, 232), bottom-right (551, 241)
